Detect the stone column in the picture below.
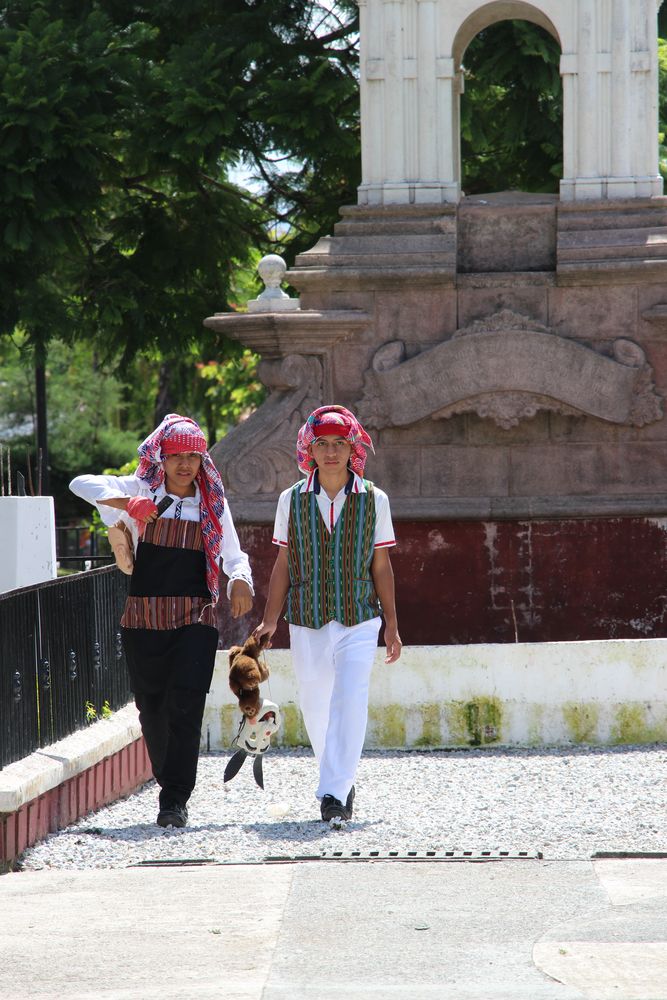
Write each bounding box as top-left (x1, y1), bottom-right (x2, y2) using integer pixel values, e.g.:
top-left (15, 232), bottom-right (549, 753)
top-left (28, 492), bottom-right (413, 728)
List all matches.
top-left (609, 0), bottom-right (632, 192)
top-left (435, 56), bottom-right (461, 203)
top-left (382, 0), bottom-right (408, 202)
top-left (413, 0), bottom-right (438, 202)
top-left (575, 0), bottom-right (603, 198)
top-left (630, 0), bottom-right (663, 196)
top-left (358, 0), bottom-right (385, 204)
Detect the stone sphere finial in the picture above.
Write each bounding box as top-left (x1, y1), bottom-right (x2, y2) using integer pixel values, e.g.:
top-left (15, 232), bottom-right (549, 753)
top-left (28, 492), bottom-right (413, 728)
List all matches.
top-left (247, 253), bottom-right (300, 313)
top-left (257, 254), bottom-right (288, 296)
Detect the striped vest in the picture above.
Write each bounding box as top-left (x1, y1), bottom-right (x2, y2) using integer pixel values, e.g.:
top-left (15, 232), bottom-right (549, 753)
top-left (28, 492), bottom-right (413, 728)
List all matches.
top-left (285, 480), bottom-right (381, 629)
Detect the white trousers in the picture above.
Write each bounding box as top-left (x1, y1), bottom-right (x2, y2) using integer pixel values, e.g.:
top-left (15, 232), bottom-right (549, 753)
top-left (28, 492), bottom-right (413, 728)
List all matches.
top-left (289, 617), bottom-right (382, 803)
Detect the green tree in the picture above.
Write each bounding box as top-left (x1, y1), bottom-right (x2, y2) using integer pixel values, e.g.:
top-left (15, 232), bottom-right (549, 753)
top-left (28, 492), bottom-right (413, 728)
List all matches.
top-left (460, 20), bottom-right (563, 194)
top-left (0, 1), bottom-right (360, 472)
top-left (0, 334), bottom-right (138, 509)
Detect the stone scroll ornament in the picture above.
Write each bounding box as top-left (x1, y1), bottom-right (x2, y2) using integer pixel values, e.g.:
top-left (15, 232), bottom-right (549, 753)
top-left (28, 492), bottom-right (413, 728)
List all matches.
top-left (357, 311), bottom-right (663, 430)
top-left (209, 354), bottom-right (324, 495)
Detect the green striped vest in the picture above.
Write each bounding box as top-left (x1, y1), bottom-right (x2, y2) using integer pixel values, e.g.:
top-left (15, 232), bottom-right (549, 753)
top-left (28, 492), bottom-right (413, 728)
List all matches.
top-left (285, 480), bottom-right (381, 629)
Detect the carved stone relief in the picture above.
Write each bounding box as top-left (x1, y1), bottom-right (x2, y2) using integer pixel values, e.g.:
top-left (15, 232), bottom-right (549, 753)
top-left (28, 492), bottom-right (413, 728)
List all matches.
top-left (209, 355), bottom-right (323, 496)
top-left (357, 311), bottom-right (663, 430)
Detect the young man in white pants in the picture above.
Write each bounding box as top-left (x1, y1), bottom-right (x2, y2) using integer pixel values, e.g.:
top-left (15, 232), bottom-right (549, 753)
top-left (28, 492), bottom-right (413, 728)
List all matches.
top-left (255, 405), bottom-right (401, 822)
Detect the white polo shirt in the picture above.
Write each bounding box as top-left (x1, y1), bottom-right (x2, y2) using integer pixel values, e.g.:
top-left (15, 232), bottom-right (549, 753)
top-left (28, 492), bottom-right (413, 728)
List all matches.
top-left (272, 471), bottom-right (396, 549)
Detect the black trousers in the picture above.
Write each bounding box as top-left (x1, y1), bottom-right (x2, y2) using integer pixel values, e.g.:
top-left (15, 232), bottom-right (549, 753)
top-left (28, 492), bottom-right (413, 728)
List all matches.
top-left (135, 686), bottom-right (208, 809)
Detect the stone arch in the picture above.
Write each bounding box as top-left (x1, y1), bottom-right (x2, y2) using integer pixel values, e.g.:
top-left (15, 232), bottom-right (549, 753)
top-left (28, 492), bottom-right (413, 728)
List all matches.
top-left (356, 0), bottom-right (662, 206)
top-left (452, 2), bottom-right (561, 68)
top-left (451, 3), bottom-right (563, 195)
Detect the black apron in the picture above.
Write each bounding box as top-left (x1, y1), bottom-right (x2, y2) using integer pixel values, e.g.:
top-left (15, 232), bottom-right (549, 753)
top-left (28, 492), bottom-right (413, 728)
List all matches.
top-left (121, 519), bottom-right (218, 694)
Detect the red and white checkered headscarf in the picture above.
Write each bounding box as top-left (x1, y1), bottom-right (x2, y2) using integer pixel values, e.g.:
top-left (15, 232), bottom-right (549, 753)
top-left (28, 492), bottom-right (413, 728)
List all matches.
top-left (137, 414), bottom-right (225, 605)
top-left (296, 405), bottom-right (374, 476)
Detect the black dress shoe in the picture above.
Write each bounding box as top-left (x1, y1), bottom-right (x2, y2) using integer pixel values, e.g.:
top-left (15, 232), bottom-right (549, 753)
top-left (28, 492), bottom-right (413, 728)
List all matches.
top-left (157, 803), bottom-right (188, 828)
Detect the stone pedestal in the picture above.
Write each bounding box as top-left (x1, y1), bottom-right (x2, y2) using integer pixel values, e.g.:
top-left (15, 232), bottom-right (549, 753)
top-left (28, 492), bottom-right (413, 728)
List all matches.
top-left (205, 194), bottom-right (667, 644)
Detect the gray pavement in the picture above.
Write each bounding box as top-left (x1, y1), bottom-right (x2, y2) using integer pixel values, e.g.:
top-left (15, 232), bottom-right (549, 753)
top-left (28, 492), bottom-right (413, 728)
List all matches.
top-left (1, 856), bottom-right (666, 999)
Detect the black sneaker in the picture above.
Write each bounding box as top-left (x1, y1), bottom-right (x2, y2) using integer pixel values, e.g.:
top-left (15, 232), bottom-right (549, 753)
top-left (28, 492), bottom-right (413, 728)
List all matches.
top-left (157, 803), bottom-right (188, 829)
top-left (320, 795), bottom-right (346, 822)
top-left (321, 787), bottom-right (355, 823)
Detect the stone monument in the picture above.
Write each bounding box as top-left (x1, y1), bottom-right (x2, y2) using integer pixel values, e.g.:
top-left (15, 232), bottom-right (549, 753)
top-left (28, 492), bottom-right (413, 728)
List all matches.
top-left (206, 0), bottom-right (667, 646)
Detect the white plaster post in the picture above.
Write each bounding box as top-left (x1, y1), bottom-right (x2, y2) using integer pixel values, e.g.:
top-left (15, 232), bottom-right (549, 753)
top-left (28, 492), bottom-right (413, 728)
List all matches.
top-left (0, 497), bottom-right (57, 593)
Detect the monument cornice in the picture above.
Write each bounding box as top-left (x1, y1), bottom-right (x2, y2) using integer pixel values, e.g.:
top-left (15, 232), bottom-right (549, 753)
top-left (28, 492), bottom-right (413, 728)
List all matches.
top-left (202, 309), bottom-right (369, 356)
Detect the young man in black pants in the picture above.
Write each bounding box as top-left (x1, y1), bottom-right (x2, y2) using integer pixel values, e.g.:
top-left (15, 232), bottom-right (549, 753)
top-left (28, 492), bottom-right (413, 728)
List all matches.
top-left (71, 414), bottom-right (254, 827)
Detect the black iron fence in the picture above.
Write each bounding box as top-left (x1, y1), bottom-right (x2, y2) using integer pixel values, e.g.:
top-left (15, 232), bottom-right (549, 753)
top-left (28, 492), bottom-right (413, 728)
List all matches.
top-left (56, 523), bottom-right (113, 568)
top-left (0, 567), bottom-right (131, 769)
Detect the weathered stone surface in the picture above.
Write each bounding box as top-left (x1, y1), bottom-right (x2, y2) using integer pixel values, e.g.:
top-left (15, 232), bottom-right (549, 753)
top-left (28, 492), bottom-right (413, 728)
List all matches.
top-left (378, 416), bottom-right (467, 447)
top-left (374, 287), bottom-right (458, 346)
top-left (465, 411), bottom-right (551, 446)
top-left (358, 311), bottom-right (662, 431)
top-left (365, 447), bottom-right (421, 497)
top-left (547, 286), bottom-right (638, 342)
top-left (509, 443), bottom-right (667, 496)
top-left (557, 200), bottom-right (667, 282)
top-left (458, 284), bottom-right (549, 329)
top-left (458, 195), bottom-right (557, 273)
top-left (206, 199), bottom-right (667, 520)
top-left (420, 446), bottom-right (510, 497)
top-left (209, 355), bottom-right (324, 499)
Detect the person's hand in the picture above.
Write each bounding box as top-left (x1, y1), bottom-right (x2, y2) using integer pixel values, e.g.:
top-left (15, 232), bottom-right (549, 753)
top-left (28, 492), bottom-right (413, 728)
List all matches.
top-left (383, 624), bottom-right (402, 664)
top-left (230, 580), bottom-right (253, 618)
top-left (126, 497), bottom-right (158, 536)
top-left (253, 620), bottom-right (277, 647)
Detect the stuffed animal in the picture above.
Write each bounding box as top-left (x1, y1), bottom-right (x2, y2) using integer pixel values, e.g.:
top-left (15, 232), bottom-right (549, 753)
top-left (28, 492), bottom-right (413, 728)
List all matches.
top-left (228, 633), bottom-right (270, 718)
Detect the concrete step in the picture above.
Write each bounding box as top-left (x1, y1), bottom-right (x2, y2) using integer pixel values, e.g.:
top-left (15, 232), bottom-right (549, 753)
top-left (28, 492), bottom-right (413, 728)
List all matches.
top-left (334, 217), bottom-right (456, 237)
top-left (558, 207), bottom-right (667, 231)
top-left (296, 250), bottom-right (458, 268)
top-left (322, 234), bottom-right (456, 255)
top-left (558, 226), bottom-right (667, 249)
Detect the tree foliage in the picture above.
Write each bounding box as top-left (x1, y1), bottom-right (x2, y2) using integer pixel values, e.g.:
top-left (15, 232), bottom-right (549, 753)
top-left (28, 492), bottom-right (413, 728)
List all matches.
top-left (0, 334), bottom-right (138, 507)
top-left (460, 21), bottom-right (563, 194)
top-left (0, 0), bottom-right (360, 364)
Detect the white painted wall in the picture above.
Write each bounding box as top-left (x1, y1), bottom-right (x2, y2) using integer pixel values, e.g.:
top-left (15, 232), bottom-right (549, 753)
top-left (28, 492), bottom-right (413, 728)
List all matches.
top-left (203, 639), bottom-right (667, 750)
top-left (0, 497), bottom-right (57, 594)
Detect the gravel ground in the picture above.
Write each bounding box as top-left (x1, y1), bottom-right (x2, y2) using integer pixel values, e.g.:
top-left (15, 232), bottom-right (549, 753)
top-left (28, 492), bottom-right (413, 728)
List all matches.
top-left (19, 744), bottom-right (667, 870)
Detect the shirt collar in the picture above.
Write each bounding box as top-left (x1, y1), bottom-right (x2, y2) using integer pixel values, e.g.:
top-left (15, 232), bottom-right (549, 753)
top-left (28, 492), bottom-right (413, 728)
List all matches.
top-left (301, 470), bottom-right (366, 495)
top-left (157, 481), bottom-right (200, 503)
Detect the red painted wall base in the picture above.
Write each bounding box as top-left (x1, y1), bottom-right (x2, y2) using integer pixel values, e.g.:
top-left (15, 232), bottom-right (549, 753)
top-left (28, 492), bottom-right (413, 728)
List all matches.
top-left (215, 517), bottom-right (667, 646)
top-left (0, 737), bottom-right (152, 870)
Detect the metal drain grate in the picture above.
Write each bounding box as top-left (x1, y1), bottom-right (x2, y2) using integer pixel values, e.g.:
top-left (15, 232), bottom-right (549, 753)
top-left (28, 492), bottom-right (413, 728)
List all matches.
top-left (132, 858), bottom-right (218, 867)
top-left (131, 849), bottom-right (543, 868)
top-left (592, 851), bottom-right (667, 860)
top-left (262, 849), bottom-right (543, 863)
